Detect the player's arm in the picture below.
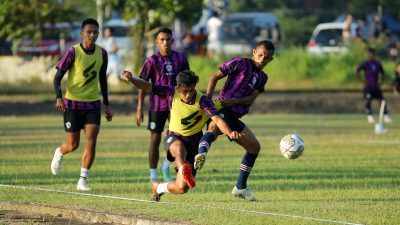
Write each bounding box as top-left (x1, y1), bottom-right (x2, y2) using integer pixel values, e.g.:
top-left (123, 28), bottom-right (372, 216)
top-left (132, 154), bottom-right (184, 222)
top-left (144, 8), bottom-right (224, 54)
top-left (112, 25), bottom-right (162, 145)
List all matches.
top-left (219, 89), bottom-right (260, 108)
top-left (207, 70), bottom-right (225, 98)
top-left (53, 69), bottom-right (66, 112)
top-left (121, 71), bottom-right (153, 92)
top-left (100, 52), bottom-right (113, 121)
top-left (210, 115), bottom-right (241, 140)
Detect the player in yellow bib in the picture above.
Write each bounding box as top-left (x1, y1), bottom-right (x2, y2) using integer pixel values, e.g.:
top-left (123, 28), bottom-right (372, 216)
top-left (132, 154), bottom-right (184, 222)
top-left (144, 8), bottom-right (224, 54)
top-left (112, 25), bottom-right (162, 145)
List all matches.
top-left (51, 18), bottom-right (113, 191)
top-left (121, 70), bottom-right (240, 201)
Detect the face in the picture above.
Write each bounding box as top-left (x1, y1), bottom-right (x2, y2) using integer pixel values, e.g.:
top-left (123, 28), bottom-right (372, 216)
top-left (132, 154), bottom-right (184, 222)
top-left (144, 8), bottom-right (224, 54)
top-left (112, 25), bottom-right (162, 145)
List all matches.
top-left (176, 85), bottom-right (196, 104)
top-left (156, 32), bottom-right (173, 56)
top-left (368, 52), bottom-right (375, 60)
top-left (252, 45), bottom-right (273, 69)
top-left (81, 24), bottom-right (99, 46)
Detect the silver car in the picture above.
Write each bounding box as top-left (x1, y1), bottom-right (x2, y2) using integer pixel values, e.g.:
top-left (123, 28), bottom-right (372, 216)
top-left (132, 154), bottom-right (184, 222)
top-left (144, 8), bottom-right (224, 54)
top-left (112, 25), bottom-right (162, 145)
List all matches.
top-left (307, 22), bottom-right (348, 55)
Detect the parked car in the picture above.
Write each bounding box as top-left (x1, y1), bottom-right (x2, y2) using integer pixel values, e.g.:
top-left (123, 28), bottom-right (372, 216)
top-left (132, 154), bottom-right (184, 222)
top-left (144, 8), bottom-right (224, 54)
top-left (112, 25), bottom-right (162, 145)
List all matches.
top-left (16, 22), bottom-right (78, 57)
top-left (222, 12), bottom-right (283, 55)
top-left (307, 22), bottom-right (348, 55)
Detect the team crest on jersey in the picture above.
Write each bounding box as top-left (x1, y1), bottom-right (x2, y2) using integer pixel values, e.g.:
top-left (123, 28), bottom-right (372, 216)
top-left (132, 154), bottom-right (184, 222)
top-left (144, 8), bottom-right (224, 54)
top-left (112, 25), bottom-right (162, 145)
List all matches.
top-left (249, 72), bottom-right (258, 89)
top-left (150, 122), bottom-right (156, 130)
top-left (65, 122), bottom-right (71, 129)
top-left (219, 113), bottom-right (225, 118)
top-left (164, 61), bottom-right (174, 76)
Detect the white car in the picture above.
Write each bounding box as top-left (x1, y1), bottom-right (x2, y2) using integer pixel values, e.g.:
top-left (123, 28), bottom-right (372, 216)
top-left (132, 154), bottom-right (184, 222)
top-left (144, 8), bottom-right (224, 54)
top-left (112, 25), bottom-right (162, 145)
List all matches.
top-left (307, 22), bottom-right (348, 55)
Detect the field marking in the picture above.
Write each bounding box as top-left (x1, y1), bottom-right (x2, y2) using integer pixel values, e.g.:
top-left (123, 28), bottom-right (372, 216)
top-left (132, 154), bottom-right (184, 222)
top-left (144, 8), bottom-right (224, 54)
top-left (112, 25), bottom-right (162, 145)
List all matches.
top-left (0, 184), bottom-right (364, 225)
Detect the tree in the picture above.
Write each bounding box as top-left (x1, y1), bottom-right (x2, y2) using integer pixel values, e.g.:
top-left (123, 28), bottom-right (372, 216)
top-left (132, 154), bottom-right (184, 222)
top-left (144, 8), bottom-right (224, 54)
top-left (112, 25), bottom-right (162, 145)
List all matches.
top-left (0, 0), bottom-right (83, 50)
top-left (121, 0), bottom-right (203, 74)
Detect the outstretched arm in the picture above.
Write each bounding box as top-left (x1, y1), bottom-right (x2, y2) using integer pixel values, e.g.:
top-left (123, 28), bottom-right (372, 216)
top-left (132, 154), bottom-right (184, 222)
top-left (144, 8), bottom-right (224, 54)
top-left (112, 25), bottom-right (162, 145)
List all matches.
top-left (218, 90), bottom-right (260, 108)
top-left (207, 70), bottom-right (225, 98)
top-left (210, 115), bottom-right (241, 140)
top-left (121, 71), bottom-right (152, 92)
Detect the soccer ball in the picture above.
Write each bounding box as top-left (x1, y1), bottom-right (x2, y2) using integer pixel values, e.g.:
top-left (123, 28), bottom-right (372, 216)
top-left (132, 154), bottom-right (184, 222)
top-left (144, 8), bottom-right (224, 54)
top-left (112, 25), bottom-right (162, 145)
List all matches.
top-left (279, 134), bottom-right (304, 159)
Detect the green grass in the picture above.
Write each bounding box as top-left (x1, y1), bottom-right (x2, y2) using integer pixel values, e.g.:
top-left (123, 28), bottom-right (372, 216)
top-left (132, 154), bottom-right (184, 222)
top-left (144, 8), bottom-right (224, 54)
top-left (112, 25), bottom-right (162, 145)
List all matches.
top-left (0, 114), bottom-right (399, 225)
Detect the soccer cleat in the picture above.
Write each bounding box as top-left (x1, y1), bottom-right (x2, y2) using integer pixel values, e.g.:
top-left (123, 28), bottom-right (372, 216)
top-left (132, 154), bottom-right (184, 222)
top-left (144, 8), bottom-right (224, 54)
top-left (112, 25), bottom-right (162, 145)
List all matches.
top-left (160, 167), bottom-right (173, 182)
top-left (194, 153), bottom-right (206, 170)
top-left (151, 180), bottom-right (163, 202)
top-left (383, 115), bottom-right (392, 123)
top-left (181, 163), bottom-right (196, 188)
top-left (367, 115), bottom-right (374, 124)
top-left (76, 179), bottom-right (91, 191)
top-left (51, 148), bottom-right (63, 175)
top-left (232, 186), bottom-right (257, 201)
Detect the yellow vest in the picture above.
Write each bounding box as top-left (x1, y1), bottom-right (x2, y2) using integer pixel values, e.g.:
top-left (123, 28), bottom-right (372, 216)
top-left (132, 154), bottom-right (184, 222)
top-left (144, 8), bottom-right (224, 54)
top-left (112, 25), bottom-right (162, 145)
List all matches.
top-left (169, 91), bottom-right (211, 136)
top-left (65, 44), bottom-right (103, 102)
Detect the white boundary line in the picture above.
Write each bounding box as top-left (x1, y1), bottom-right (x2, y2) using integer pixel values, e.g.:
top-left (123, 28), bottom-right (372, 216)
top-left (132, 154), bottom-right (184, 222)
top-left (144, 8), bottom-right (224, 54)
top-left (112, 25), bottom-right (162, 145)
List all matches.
top-left (0, 184), bottom-right (364, 225)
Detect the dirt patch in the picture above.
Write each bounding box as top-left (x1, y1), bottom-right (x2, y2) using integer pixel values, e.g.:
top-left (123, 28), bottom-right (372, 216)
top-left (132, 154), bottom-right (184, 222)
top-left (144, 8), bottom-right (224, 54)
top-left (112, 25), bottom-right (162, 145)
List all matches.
top-left (0, 92), bottom-right (399, 115)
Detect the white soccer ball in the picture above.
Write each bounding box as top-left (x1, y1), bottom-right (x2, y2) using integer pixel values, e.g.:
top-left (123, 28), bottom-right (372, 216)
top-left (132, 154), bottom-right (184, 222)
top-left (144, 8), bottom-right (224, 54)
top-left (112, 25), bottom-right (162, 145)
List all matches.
top-left (279, 134), bottom-right (304, 159)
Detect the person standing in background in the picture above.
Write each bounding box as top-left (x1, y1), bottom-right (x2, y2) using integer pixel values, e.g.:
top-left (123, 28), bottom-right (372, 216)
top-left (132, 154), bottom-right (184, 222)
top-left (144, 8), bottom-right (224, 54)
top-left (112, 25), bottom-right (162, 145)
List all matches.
top-left (136, 28), bottom-right (190, 183)
top-left (51, 18), bottom-right (113, 191)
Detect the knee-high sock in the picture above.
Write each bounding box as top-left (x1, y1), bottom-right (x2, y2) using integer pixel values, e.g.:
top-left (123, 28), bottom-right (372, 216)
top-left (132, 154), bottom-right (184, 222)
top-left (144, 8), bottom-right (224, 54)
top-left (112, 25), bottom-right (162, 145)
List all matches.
top-left (236, 152), bottom-right (258, 189)
top-left (198, 132), bottom-right (215, 154)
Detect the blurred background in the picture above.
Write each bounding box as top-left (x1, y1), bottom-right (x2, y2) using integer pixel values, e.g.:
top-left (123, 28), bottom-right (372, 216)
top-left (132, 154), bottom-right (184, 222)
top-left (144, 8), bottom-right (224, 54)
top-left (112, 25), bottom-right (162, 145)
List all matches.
top-left (0, 0), bottom-right (400, 108)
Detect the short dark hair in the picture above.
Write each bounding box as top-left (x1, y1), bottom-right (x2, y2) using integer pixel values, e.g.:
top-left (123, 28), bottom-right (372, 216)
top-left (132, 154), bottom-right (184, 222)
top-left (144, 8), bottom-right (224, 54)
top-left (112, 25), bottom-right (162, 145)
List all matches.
top-left (368, 47), bottom-right (376, 54)
top-left (156, 28), bottom-right (173, 38)
top-left (176, 70), bottom-right (199, 87)
top-left (256, 40), bottom-right (275, 55)
top-left (81, 18), bottom-right (99, 30)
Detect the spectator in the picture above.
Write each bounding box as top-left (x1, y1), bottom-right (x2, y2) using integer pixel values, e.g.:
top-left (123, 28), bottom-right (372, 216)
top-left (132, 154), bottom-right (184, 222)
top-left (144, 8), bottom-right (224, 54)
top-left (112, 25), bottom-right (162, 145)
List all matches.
top-left (343, 14), bottom-right (354, 43)
top-left (103, 27), bottom-right (121, 85)
top-left (181, 28), bottom-right (194, 55)
top-left (207, 10), bottom-right (224, 57)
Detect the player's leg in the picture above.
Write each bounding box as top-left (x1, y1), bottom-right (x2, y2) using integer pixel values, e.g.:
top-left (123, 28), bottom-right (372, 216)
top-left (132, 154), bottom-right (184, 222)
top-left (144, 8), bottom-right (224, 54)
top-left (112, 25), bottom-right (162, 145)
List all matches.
top-left (364, 90), bottom-right (374, 123)
top-left (76, 109), bottom-right (101, 191)
top-left (151, 136), bottom-right (194, 201)
top-left (51, 109), bottom-right (81, 175)
top-left (148, 111), bottom-right (172, 182)
top-left (158, 112), bottom-right (173, 182)
top-left (232, 126), bottom-right (260, 201)
top-left (376, 91), bottom-right (392, 123)
top-left (195, 120), bottom-right (222, 170)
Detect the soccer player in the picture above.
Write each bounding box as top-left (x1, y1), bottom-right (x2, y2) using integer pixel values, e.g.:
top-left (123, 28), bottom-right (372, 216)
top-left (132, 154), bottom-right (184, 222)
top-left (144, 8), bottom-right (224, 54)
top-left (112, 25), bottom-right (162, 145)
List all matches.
top-left (51, 18), bottom-right (113, 191)
top-left (121, 70), bottom-right (240, 201)
top-left (356, 48), bottom-right (391, 123)
top-left (136, 28), bottom-right (190, 182)
top-left (194, 40), bottom-right (275, 201)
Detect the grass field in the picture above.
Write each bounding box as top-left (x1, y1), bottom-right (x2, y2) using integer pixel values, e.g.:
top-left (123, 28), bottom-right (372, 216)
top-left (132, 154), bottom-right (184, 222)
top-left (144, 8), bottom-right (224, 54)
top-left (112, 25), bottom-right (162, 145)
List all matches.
top-left (0, 114), bottom-right (399, 225)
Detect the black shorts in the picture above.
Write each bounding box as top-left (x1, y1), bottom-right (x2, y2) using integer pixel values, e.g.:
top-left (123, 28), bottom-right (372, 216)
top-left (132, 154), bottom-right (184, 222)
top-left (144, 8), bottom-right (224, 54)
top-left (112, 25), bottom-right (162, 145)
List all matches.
top-left (163, 133), bottom-right (200, 177)
top-left (218, 108), bottom-right (246, 133)
top-left (363, 88), bottom-right (384, 100)
top-left (148, 111), bottom-right (170, 133)
top-left (63, 108), bottom-right (101, 132)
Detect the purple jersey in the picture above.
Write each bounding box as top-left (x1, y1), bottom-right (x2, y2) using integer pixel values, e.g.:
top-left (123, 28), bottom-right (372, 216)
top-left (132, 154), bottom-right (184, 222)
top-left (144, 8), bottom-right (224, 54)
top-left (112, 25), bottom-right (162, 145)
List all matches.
top-left (139, 50), bottom-right (189, 111)
top-left (356, 60), bottom-right (384, 91)
top-left (217, 57), bottom-right (268, 116)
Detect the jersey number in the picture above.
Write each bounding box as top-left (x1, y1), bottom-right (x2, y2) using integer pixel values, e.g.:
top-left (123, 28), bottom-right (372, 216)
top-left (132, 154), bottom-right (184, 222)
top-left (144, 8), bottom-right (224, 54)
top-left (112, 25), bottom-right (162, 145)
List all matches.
top-left (181, 111), bottom-right (202, 130)
top-left (82, 61), bottom-right (97, 86)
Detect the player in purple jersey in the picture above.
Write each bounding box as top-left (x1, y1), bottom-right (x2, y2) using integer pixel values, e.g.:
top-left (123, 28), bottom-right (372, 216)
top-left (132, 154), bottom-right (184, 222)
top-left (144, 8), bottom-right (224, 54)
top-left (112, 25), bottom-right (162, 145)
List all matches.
top-left (391, 62), bottom-right (400, 95)
top-left (121, 70), bottom-right (240, 201)
top-left (356, 48), bottom-right (391, 123)
top-left (51, 18), bottom-right (113, 191)
top-left (194, 40), bottom-right (275, 201)
top-left (136, 28), bottom-right (190, 183)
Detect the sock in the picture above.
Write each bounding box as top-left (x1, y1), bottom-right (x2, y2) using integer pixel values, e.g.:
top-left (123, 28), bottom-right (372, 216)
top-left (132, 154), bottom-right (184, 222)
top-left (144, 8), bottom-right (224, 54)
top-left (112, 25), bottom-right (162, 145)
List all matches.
top-left (161, 158), bottom-right (172, 173)
top-left (149, 168), bottom-right (158, 182)
top-left (198, 132), bottom-right (215, 154)
top-left (236, 152), bottom-right (258, 189)
top-left (56, 147), bottom-right (63, 157)
top-left (80, 167), bottom-right (90, 180)
top-left (156, 182), bottom-right (170, 194)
